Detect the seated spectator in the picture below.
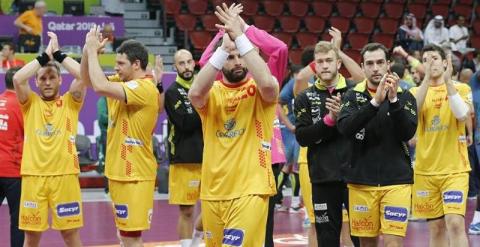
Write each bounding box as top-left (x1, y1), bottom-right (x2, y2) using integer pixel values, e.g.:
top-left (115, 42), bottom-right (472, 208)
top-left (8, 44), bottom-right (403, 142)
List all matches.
top-left (459, 68), bottom-right (474, 84)
top-left (0, 42), bottom-right (25, 69)
top-left (102, 24), bottom-right (115, 53)
top-left (424, 15), bottom-right (450, 48)
top-left (13, 0), bottom-right (46, 53)
top-left (102, 0), bottom-right (124, 16)
top-left (397, 13), bottom-right (424, 52)
top-left (449, 15), bottom-right (470, 53)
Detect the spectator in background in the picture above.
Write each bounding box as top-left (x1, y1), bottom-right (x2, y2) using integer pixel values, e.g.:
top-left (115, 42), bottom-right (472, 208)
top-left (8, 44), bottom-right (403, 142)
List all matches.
top-left (102, 0), bottom-right (124, 16)
top-left (459, 68), bottom-right (474, 84)
top-left (450, 15), bottom-right (470, 53)
top-left (411, 66), bottom-right (424, 86)
top-left (468, 70), bottom-right (480, 235)
top-left (390, 62), bottom-right (412, 90)
top-left (96, 96), bottom-right (108, 193)
top-left (424, 15), bottom-right (450, 48)
top-left (397, 13), bottom-right (424, 52)
top-left (0, 67), bottom-right (24, 247)
top-left (102, 24), bottom-right (115, 53)
top-left (14, 0), bottom-right (45, 53)
top-left (1, 43), bottom-right (25, 69)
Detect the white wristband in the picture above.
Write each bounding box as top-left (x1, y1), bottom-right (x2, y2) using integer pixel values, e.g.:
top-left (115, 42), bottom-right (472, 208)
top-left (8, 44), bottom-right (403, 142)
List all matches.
top-left (370, 98), bottom-right (380, 107)
top-left (448, 93), bottom-right (469, 119)
top-left (234, 34), bottom-right (254, 56)
top-left (209, 47), bottom-right (229, 70)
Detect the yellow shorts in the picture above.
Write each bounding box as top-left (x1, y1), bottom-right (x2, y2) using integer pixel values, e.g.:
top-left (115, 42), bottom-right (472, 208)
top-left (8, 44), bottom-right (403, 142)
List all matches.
top-left (19, 175), bottom-right (83, 231)
top-left (202, 195), bottom-right (268, 247)
top-left (109, 179), bottom-right (155, 231)
top-left (168, 164), bottom-right (201, 205)
top-left (348, 184), bottom-right (411, 237)
top-left (412, 173), bottom-right (468, 219)
top-left (299, 163), bottom-right (315, 223)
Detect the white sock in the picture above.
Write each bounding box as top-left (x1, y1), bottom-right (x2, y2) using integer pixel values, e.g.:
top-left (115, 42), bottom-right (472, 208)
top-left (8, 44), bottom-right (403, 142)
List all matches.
top-left (472, 210), bottom-right (480, 224)
top-left (191, 230), bottom-right (203, 246)
top-left (291, 196), bottom-right (300, 208)
top-left (180, 239), bottom-right (192, 247)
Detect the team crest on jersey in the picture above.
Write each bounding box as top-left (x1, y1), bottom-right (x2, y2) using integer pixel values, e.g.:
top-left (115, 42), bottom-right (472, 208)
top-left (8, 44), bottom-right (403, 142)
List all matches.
top-left (35, 123), bottom-right (61, 137)
top-left (217, 118), bottom-right (245, 138)
top-left (426, 115), bottom-right (448, 132)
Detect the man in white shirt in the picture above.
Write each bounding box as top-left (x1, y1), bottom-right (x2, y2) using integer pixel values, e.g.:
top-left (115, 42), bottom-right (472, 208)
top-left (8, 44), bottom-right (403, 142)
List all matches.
top-left (449, 15), bottom-right (470, 52)
top-left (424, 15), bottom-right (450, 48)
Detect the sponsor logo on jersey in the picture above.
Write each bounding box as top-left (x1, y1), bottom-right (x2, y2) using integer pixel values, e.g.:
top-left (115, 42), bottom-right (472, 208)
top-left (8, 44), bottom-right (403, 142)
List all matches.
top-left (115, 204), bottom-right (128, 219)
top-left (57, 202), bottom-right (80, 217)
top-left (223, 228), bottom-right (244, 246)
top-left (351, 216), bottom-right (375, 231)
top-left (443, 191), bottom-right (463, 204)
top-left (124, 137), bottom-right (144, 146)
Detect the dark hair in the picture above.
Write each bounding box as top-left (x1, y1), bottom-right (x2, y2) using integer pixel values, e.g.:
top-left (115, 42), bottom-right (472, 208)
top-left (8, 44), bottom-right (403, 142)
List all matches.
top-left (36, 61), bottom-right (61, 78)
top-left (2, 42), bottom-right (15, 52)
top-left (301, 46), bottom-right (315, 67)
top-left (5, 67), bottom-right (20, 89)
top-left (360, 43), bottom-right (390, 62)
top-left (390, 63), bottom-right (405, 78)
top-left (116, 39), bottom-right (149, 70)
top-left (422, 44), bottom-right (446, 60)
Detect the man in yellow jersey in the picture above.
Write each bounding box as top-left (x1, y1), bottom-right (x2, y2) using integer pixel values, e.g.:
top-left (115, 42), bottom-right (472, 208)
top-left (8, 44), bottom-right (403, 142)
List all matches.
top-left (164, 49), bottom-right (204, 247)
top-left (81, 26), bottom-right (161, 246)
top-left (188, 4), bottom-right (279, 246)
top-left (338, 43), bottom-right (418, 246)
top-left (13, 32), bottom-right (85, 247)
top-left (410, 44), bottom-right (472, 247)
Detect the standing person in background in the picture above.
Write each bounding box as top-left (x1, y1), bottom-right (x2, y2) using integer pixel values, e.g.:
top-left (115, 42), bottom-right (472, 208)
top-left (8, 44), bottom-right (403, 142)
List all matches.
top-left (0, 67), bottom-right (24, 247)
top-left (469, 69), bottom-right (480, 235)
top-left (411, 44), bottom-right (471, 247)
top-left (96, 96), bottom-right (108, 193)
top-left (164, 49), bottom-right (204, 247)
top-left (14, 1), bottom-right (45, 53)
top-left (14, 32), bottom-right (85, 247)
top-left (82, 25), bottom-right (161, 247)
top-left (449, 15), bottom-right (470, 53)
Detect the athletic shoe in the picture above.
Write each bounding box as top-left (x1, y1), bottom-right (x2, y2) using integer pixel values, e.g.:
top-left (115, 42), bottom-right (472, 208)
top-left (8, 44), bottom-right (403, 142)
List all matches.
top-left (276, 205), bottom-right (289, 212)
top-left (468, 222), bottom-right (480, 235)
top-left (302, 217), bottom-right (311, 228)
top-left (289, 206), bottom-right (302, 214)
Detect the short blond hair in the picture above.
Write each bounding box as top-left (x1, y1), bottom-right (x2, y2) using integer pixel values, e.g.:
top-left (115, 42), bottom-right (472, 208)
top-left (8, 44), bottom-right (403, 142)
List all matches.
top-left (314, 41), bottom-right (339, 59)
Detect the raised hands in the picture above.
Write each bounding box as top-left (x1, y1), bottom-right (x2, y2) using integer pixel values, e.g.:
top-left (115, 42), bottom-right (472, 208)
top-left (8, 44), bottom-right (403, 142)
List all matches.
top-left (385, 72), bottom-right (400, 102)
top-left (153, 55), bottom-right (164, 84)
top-left (214, 3), bottom-right (244, 40)
top-left (326, 92), bottom-right (342, 120)
top-left (85, 25), bottom-right (108, 53)
top-left (444, 54), bottom-right (453, 84)
top-left (328, 27), bottom-right (342, 51)
top-left (393, 46), bottom-right (409, 58)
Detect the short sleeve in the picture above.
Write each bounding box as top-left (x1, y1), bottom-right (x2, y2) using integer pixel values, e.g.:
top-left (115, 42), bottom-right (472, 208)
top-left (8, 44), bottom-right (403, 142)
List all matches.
top-left (19, 91), bottom-right (35, 112)
top-left (122, 80), bottom-right (154, 106)
top-left (409, 86), bottom-right (418, 97)
top-left (458, 84), bottom-right (472, 106)
top-left (64, 92), bottom-right (83, 111)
